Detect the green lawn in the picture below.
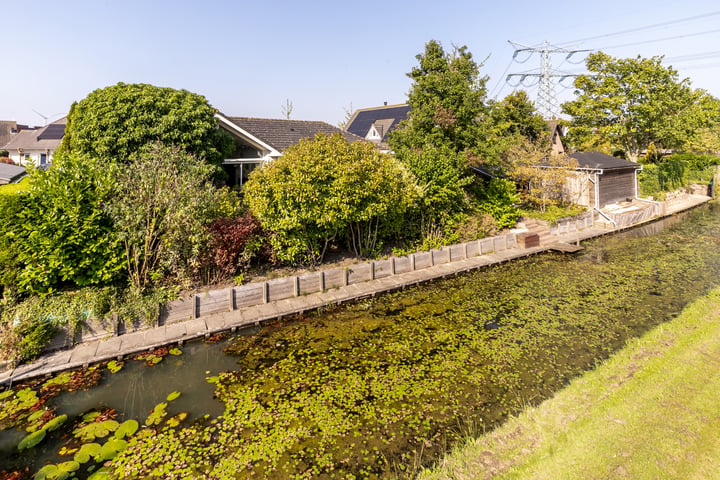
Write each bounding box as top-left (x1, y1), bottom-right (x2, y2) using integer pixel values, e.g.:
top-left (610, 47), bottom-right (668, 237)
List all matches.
top-left (0, 176), bottom-right (30, 195)
top-left (418, 286), bottom-right (720, 480)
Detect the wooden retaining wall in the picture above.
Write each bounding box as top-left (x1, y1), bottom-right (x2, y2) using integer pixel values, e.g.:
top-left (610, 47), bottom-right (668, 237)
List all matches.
top-left (548, 211), bottom-right (596, 235)
top-left (159, 232), bottom-right (518, 324)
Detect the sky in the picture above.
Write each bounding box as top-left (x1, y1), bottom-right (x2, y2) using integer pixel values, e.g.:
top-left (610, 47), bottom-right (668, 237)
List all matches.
top-left (2, 0), bottom-right (720, 127)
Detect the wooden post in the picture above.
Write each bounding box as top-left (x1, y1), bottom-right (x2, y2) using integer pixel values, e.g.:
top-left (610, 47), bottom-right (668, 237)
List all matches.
top-left (391, 257), bottom-right (396, 275)
top-left (410, 254), bottom-right (416, 271)
top-left (294, 276), bottom-right (300, 297)
top-left (262, 282), bottom-right (269, 304)
top-left (320, 271), bottom-right (325, 291)
top-left (229, 288), bottom-right (236, 311)
top-left (371, 262), bottom-right (376, 280)
top-left (193, 295), bottom-right (200, 319)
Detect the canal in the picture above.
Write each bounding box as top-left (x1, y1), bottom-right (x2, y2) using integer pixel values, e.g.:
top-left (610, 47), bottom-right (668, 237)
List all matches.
top-left (2, 202), bottom-right (720, 479)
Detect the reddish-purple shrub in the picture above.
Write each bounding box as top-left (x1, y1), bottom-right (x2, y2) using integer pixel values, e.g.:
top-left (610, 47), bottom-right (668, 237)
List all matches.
top-left (203, 211), bottom-right (271, 282)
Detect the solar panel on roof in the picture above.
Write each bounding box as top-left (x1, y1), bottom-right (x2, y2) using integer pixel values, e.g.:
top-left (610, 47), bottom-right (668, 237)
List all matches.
top-left (37, 124), bottom-right (66, 141)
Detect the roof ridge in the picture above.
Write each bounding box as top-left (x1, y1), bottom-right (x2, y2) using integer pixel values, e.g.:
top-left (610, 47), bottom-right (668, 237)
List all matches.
top-left (227, 116), bottom-right (331, 124)
top-left (354, 103), bottom-right (409, 112)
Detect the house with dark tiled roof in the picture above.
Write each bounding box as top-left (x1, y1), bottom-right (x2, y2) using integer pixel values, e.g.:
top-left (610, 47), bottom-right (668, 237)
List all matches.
top-left (3, 117), bottom-right (65, 167)
top-left (344, 104), bottom-right (410, 152)
top-left (215, 113), bottom-right (364, 188)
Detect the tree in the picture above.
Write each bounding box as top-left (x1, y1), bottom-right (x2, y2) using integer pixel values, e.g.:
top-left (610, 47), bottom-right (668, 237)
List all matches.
top-left (243, 133), bottom-right (419, 264)
top-left (388, 40), bottom-right (487, 234)
top-left (562, 52), bottom-right (700, 161)
top-left (390, 40), bottom-right (488, 154)
top-left (281, 98), bottom-right (294, 120)
top-left (59, 83), bottom-right (234, 165)
top-left (105, 143), bottom-right (226, 291)
top-left (506, 138), bottom-right (578, 211)
top-left (479, 90), bottom-right (549, 167)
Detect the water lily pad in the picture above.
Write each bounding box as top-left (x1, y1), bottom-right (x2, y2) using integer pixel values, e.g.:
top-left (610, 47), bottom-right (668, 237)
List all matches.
top-left (99, 437), bottom-right (128, 460)
top-left (169, 347), bottom-right (182, 355)
top-left (73, 442), bottom-right (102, 463)
top-left (114, 419), bottom-right (139, 439)
top-left (107, 360), bottom-right (124, 373)
top-left (165, 412), bottom-right (188, 428)
top-left (27, 410), bottom-right (45, 422)
top-left (43, 414), bottom-right (67, 432)
top-left (145, 402), bottom-right (167, 426)
top-left (82, 411), bottom-right (100, 423)
top-left (18, 429), bottom-right (46, 451)
top-left (32, 464), bottom-right (58, 480)
top-left (73, 419), bottom-right (119, 442)
top-left (166, 391), bottom-right (181, 402)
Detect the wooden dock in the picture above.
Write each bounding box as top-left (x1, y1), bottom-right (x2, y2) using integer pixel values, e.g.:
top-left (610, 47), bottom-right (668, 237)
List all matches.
top-left (547, 242), bottom-right (585, 253)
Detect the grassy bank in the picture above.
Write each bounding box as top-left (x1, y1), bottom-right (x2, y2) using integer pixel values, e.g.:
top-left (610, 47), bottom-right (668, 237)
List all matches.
top-left (417, 286), bottom-right (720, 480)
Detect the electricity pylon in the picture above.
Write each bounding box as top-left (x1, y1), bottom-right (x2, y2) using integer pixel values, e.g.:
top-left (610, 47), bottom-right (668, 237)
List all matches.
top-left (506, 41), bottom-right (588, 119)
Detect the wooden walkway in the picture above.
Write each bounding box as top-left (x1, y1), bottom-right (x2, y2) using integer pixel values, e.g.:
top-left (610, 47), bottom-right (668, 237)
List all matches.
top-left (0, 195), bottom-right (711, 385)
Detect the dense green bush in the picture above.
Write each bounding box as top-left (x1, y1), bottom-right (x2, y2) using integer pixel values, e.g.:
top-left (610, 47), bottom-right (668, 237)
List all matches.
top-left (60, 83), bottom-right (234, 166)
top-left (245, 133), bottom-right (419, 264)
top-left (0, 193), bottom-right (27, 294)
top-left (473, 177), bottom-right (521, 229)
top-left (10, 155), bottom-right (125, 294)
top-left (105, 143), bottom-right (227, 291)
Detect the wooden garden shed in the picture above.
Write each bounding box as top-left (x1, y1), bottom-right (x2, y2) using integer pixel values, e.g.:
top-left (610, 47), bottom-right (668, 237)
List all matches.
top-left (565, 152), bottom-right (642, 209)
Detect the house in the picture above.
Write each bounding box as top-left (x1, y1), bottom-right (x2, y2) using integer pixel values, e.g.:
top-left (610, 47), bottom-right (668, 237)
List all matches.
top-left (565, 151), bottom-right (643, 209)
top-left (546, 120), bottom-right (566, 155)
top-left (216, 113), bottom-right (363, 188)
top-left (2, 117), bottom-right (65, 167)
top-left (344, 104), bottom-right (410, 152)
top-left (0, 163), bottom-right (27, 185)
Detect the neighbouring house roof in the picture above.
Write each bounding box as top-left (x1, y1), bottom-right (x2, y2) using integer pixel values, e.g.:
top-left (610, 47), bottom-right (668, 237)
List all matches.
top-left (217, 114), bottom-right (363, 157)
top-left (344, 104), bottom-right (410, 146)
top-left (569, 151), bottom-right (642, 171)
top-left (3, 117), bottom-right (66, 152)
top-left (546, 119), bottom-right (566, 155)
top-left (0, 121), bottom-right (18, 149)
top-left (0, 163), bottom-right (27, 184)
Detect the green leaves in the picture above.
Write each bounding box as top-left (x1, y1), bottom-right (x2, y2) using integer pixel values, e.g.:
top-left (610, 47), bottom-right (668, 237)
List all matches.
top-left (562, 51), bottom-right (713, 161)
top-left (60, 83), bottom-right (233, 166)
top-left (105, 143), bottom-right (222, 290)
top-left (18, 429), bottom-right (46, 451)
top-left (244, 133), bottom-right (419, 263)
top-left (10, 154), bottom-right (125, 294)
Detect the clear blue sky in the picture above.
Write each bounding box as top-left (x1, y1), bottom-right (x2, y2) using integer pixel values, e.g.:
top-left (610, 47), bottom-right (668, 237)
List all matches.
top-left (3, 0), bottom-right (720, 127)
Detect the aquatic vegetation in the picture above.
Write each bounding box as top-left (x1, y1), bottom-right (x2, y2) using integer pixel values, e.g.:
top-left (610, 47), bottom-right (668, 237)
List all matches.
top-left (4, 204), bottom-right (720, 479)
top-left (105, 361), bottom-right (123, 374)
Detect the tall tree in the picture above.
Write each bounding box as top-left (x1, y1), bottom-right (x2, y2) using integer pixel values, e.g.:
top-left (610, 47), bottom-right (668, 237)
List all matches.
top-left (388, 40), bottom-right (487, 233)
top-left (562, 52), bottom-right (699, 161)
top-left (390, 40), bottom-right (488, 154)
top-left (479, 90), bottom-right (549, 167)
top-left (60, 83), bottom-right (234, 165)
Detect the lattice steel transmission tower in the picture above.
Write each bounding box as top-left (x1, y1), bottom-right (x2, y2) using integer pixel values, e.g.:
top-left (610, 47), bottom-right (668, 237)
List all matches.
top-left (506, 41), bottom-right (588, 119)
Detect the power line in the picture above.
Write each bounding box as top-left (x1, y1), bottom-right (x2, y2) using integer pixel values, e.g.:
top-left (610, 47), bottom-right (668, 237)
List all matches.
top-left (558, 10), bottom-right (720, 46)
top-left (489, 58), bottom-right (516, 99)
top-left (597, 28), bottom-right (720, 51)
top-left (505, 41), bottom-right (586, 119)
